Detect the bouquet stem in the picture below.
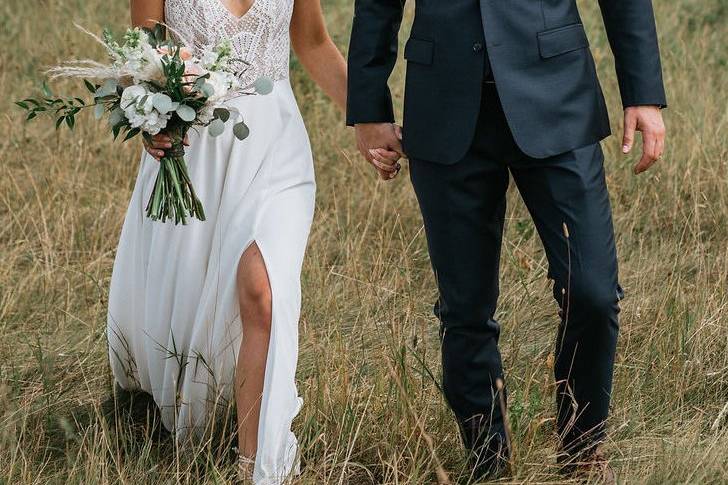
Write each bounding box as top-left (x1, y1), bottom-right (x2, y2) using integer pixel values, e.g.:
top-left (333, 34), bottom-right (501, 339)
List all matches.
top-left (145, 130), bottom-right (205, 224)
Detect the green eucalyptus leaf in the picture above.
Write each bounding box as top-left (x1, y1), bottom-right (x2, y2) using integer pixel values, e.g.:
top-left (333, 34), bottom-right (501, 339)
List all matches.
top-left (176, 104), bottom-right (196, 122)
top-left (213, 107), bottom-right (230, 122)
top-left (15, 101), bottom-right (29, 110)
top-left (84, 79), bottom-right (97, 93)
top-left (96, 79), bottom-right (118, 97)
top-left (208, 118), bottom-right (225, 137)
top-left (253, 77), bottom-right (274, 95)
top-left (200, 82), bottom-right (215, 98)
top-left (109, 107), bottom-right (125, 126)
top-left (152, 93), bottom-right (173, 113)
top-left (94, 103), bottom-right (105, 120)
top-left (65, 115), bottom-right (75, 129)
top-left (233, 121), bottom-right (250, 141)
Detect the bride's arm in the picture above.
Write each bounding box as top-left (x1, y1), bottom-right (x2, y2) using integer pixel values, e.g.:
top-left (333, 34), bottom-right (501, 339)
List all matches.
top-left (130, 0), bottom-right (165, 29)
top-left (290, 0), bottom-right (347, 111)
top-left (131, 0), bottom-right (175, 160)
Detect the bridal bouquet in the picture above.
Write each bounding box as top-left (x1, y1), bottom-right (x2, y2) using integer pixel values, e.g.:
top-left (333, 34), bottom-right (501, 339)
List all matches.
top-left (16, 24), bottom-right (272, 224)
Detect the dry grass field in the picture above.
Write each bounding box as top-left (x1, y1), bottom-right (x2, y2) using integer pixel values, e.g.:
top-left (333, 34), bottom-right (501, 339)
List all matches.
top-left (1, 0), bottom-right (727, 483)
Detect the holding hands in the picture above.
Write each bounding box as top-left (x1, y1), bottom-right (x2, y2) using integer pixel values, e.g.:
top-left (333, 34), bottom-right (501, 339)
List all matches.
top-left (354, 107), bottom-right (666, 179)
top-left (354, 122), bottom-right (405, 180)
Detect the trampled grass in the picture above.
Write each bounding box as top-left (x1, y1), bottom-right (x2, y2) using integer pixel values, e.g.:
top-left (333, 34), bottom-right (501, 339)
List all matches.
top-left (1, 0), bottom-right (727, 483)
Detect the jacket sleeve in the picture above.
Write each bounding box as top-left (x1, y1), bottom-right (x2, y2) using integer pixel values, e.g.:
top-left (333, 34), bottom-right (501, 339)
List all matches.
top-left (598, 0), bottom-right (667, 108)
top-left (346, 0), bottom-right (406, 126)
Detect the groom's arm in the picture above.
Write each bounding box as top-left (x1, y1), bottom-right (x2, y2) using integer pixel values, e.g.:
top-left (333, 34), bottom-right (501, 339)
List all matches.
top-left (598, 0), bottom-right (667, 174)
top-left (598, 0), bottom-right (666, 108)
top-left (346, 0), bottom-right (405, 126)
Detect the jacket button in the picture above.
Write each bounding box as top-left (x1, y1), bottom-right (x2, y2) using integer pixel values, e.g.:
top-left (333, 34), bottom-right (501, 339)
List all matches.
top-left (473, 42), bottom-right (483, 53)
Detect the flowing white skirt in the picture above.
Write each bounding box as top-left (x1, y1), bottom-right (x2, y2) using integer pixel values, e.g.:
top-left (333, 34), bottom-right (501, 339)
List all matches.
top-left (107, 79), bottom-right (314, 485)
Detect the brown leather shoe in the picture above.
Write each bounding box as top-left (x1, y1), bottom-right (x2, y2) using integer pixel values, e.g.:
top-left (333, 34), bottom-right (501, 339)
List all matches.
top-left (570, 449), bottom-right (616, 484)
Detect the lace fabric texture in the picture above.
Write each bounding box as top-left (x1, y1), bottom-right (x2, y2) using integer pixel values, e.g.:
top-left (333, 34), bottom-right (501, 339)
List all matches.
top-left (165, 0), bottom-right (293, 87)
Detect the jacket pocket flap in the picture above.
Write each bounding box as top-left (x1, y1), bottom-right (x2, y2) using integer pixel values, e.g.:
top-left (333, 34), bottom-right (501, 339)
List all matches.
top-left (404, 38), bottom-right (434, 65)
top-left (537, 23), bottom-right (589, 59)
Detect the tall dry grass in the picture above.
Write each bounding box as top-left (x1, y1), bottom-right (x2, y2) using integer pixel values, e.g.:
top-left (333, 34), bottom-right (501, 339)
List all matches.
top-left (1, 0), bottom-right (727, 483)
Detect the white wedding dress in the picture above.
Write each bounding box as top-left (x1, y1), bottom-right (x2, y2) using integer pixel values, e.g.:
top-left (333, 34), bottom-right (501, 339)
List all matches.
top-left (107, 1), bottom-right (314, 483)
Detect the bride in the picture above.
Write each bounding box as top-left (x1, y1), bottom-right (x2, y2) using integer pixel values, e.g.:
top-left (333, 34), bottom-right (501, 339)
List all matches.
top-left (107, 0), bottom-right (400, 483)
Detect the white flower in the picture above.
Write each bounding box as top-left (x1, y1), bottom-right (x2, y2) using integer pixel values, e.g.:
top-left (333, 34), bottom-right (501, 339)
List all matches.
top-left (205, 71), bottom-right (239, 103)
top-left (120, 85), bottom-right (146, 108)
top-left (207, 72), bottom-right (228, 100)
top-left (196, 70), bottom-right (240, 125)
top-left (118, 29), bottom-right (149, 68)
top-left (200, 40), bottom-right (233, 72)
top-left (200, 50), bottom-right (219, 69)
top-left (197, 105), bottom-right (216, 125)
top-left (133, 45), bottom-right (164, 82)
top-left (120, 84), bottom-right (170, 135)
top-left (113, 29), bottom-right (165, 82)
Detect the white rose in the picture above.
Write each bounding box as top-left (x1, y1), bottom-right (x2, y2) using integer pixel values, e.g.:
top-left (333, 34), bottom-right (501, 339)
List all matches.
top-left (121, 85), bottom-right (146, 110)
top-left (120, 85), bottom-right (170, 135)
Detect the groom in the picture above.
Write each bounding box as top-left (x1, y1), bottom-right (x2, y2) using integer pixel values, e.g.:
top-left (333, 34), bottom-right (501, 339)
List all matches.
top-left (346, 0), bottom-right (666, 480)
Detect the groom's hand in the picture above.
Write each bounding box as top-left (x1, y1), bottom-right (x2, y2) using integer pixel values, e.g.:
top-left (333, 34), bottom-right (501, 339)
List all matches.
top-left (354, 123), bottom-right (404, 180)
top-left (622, 106), bottom-right (666, 175)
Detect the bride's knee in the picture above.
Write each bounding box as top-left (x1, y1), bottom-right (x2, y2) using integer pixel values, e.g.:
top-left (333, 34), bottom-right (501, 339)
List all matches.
top-left (239, 282), bottom-right (272, 333)
top-left (237, 245), bottom-right (272, 333)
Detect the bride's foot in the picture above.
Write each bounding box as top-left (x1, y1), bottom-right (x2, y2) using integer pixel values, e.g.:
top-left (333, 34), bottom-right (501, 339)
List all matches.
top-left (237, 453), bottom-right (255, 484)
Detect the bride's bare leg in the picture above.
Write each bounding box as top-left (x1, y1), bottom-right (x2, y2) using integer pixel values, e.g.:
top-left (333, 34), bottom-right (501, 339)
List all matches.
top-left (236, 242), bottom-right (272, 462)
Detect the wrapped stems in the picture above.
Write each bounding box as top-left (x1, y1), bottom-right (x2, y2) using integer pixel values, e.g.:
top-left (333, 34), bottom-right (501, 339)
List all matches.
top-left (145, 128), bottom-right (206, 224)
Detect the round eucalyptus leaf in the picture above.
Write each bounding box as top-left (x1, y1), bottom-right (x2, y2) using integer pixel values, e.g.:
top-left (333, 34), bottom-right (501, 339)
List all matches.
top-left (176, 104), bottom-right (196, 122)
top-left (253, 77), bottom-right (274, 95)
top-left (208, 118), bottom-right (225, 137)
top-left (213, 107), bottom-right (230, 122)
top-left (152, 93), bottom-right (173, 114)
top-left (201, 82), bottom-right (215, 98)
top-left (94, 103), bottom-right (105, 120)
top-left (96, 79), bottom-right (118, 97)
top-left (233, 121), bottom-right (250, 141)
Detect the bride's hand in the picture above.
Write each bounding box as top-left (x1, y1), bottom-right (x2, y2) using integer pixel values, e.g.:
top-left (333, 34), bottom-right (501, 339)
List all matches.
top-left (143, 132), bottom-right (190, 161)
top-left (368, 148), bottom-right (402, 180)
top-left (363, 124), bottom-right (404, 181)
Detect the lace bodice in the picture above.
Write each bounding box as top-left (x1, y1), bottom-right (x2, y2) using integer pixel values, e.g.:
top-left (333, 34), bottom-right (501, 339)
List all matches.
top-left (165, 0), bottom-right (294, 87)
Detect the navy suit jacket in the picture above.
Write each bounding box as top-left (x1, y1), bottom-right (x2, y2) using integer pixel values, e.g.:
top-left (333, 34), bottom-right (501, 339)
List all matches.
top-left (346, 0), bottom-right (667, 163)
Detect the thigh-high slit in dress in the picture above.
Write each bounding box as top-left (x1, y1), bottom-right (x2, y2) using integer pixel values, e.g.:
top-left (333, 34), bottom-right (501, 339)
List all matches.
top-left (107, 1), bottom-right (313, 483)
